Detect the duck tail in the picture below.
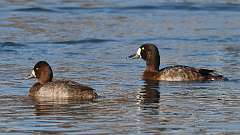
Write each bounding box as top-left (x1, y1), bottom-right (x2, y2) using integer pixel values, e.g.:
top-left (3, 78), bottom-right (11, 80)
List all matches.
top-left (199, 69), bottom-right (228, 81)
top-left (207, 75), bottom-right (228, 81)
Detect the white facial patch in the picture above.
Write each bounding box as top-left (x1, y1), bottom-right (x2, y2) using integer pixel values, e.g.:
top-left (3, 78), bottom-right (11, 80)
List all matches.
top-left (32, 70), bottom-right (36, 77)
top-left (136, 48), bottom-right (141, 56)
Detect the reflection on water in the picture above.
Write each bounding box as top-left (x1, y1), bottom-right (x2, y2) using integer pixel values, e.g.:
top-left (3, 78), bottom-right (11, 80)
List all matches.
top-left (0, 0), bottom-right (240, 134)
top-left (32, 98), bottom-right (95, 116)
top-left (136, 80), bottom-right (160, 130)
top-left (137, 80), bottom-right (160, 104)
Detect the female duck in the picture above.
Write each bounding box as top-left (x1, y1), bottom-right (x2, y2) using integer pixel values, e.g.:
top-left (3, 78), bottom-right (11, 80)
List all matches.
top-left (129, 43), bottom-right (226, 81)
top-left (27, 61), bottom-right (98, 100)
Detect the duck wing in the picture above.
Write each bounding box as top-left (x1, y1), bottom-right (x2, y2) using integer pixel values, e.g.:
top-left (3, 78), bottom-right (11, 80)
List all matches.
top-left (158, 65), bottom-right (225, 81)
top-left (37, 80), bottom-right (97, 99)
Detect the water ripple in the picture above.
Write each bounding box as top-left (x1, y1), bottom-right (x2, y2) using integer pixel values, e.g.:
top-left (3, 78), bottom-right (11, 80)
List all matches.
top-left (135, 35), bottom-right (240, 43)
top-left (56, 3), bottom-right (240, 12)
top-left (0, 42), bottom-right (27, 47)
top-left (14, 7), bottom-right (58, 13)
top-left (52, 38), bottom-right (118, 45)
top-left (0, 42), bottom-right (27, 53)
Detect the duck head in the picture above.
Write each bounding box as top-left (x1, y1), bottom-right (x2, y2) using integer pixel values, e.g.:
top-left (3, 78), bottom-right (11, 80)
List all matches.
top-left (27, 61), bottom-right (53, 84)
top-left (129, 43), bottom-right (160, 72)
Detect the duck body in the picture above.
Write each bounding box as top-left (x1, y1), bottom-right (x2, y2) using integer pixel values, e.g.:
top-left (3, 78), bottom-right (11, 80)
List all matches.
top-left (143, 65), bottom-right (225, 81)
top-left (129, 43), bottom-right (227, 81)
top-left (29, 80), bottom-right (97, 100)
top-left (28, 61), bottom-right (98, 100)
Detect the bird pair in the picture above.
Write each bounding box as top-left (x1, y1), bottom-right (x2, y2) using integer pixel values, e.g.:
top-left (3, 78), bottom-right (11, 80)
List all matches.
top-left (28, 43), bottom-right (226, 100)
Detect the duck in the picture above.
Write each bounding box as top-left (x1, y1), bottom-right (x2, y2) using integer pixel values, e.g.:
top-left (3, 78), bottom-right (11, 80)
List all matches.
top-left (129, 43), bottom-right (227, 81)
top-left (27, 61), bottom-right (98, 100)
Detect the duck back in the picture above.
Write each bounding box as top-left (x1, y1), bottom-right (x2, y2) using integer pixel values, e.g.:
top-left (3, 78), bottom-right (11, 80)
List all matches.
top-left (29, 80), bottom-right (97, 100)
top-left (143, 65), bottom-right (225, 81)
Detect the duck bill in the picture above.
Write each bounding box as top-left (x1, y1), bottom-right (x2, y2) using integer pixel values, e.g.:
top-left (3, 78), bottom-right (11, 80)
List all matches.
top-left (26, 74), bottom-right (35, 79)
top-left (128, 53), bottom-right (140, 59)
top-left (26, 70), bottom-right (36, 79)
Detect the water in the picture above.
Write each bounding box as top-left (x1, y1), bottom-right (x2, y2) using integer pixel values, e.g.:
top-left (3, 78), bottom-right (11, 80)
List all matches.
top-left (0, 0), bottom-right (240, 134)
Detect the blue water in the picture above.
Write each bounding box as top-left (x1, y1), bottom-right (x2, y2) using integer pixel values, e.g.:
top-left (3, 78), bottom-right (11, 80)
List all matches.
top-left (0, 0), bottom-right (240, 134)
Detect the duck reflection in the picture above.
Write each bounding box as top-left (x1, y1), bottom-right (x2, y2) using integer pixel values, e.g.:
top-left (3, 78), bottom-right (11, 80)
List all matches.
top-left (31, 97), bottom-right (96, 116)
top-left (137, 80), bottom-right (160, 104)
top-left (136, 80), bottom-right (160, 129)
top-left (29, 98), bottom-right (98, 135)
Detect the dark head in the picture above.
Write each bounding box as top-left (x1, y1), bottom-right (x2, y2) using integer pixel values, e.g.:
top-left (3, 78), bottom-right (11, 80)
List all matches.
top-left (27, 61), bottom-right (53, 84)
top-left (129, 43), bottom-right (160, 72)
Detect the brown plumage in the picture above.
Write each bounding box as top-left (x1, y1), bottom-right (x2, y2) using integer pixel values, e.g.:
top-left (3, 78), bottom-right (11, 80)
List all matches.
top-left (27, 61), bottom-right (98, 100)
top-left (129, 43), bottom-right (227, 81)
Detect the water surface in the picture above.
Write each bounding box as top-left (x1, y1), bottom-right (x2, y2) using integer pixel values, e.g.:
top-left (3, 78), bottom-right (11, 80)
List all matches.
top-left (0, 0), bottom-right (240, 134)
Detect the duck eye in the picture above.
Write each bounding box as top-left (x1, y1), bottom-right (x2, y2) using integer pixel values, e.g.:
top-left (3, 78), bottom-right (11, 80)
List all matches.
top-left (141, 47), bottom-right (144, 51)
